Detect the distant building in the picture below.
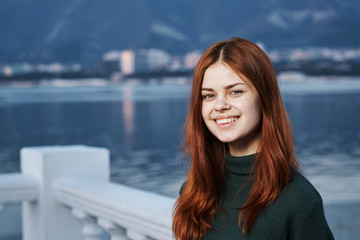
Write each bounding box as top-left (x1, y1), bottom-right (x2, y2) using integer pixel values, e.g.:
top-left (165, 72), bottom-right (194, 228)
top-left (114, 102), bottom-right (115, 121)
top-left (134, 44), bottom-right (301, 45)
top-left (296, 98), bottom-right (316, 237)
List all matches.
top-left (1, 62), bottom-right (81, 78)
top-left (120, 48), bottom-right (171, 75)
top-left (147, 49), bottom-right (171, 71)
top-left (101, 50), bottom-right (122, 76)
top-left (2, 65), bottom-right (13, 76)
top-left (184, 50), bottom-right (202, 69)
top-left (120, 50), bottom-right (134, 75)
top-left (289, 49), bottom-right (309, 61)
top-left (100, 48), bottom-right (172, 76)
top-left (169, 56), bottom-right (182, 71)
top-left (37, 63), bottom-right (65, 73)
top-left (268, 47), bottom-right (360, 63)
top-left (277, 71), bottom-right (306, 82)
top-left (1, 63), bottom-right (33, 76)
top-left (129, 49), bottom-right (148, 74)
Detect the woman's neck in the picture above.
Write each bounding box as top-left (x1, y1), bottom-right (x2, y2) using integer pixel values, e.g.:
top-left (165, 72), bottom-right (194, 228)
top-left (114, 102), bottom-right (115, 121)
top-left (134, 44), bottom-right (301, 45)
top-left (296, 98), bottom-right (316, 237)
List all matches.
top-left (228, 140), bottom-right (259, 156)
top-left (227, 128), bottom-right (261, 156)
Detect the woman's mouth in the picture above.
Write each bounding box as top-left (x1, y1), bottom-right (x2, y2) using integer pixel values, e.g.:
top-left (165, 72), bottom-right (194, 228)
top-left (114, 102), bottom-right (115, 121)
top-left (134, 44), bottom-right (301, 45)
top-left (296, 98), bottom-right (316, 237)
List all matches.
top-left (214, 117), bottom-right (239, 128)
top-left (215, 117), bottom-right (238, 124)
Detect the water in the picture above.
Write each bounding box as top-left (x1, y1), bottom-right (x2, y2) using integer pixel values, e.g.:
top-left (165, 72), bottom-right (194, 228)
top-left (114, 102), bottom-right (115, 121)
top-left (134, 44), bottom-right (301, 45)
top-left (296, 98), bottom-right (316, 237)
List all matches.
top-left (0, 81), bottom-right (360, 199)
top-left (0, 79), bottom-right (360, 239)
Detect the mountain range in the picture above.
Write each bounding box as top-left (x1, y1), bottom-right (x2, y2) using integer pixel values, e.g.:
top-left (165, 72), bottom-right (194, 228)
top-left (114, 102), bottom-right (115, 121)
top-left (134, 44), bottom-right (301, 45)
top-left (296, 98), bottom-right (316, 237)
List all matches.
top-left (1, 0), bottom-right (359, 65)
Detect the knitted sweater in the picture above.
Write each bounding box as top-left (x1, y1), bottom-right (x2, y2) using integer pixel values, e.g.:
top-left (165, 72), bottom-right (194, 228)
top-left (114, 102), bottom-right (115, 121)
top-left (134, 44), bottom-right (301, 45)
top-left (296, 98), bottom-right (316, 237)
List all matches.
top-left (197, 153), bottom-right (334, 239)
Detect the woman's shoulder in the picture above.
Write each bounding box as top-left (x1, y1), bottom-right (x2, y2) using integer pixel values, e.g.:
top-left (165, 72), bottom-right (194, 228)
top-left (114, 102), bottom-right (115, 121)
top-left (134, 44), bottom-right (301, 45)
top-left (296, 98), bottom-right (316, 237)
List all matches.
top-left (280, 171), bottom-right (324, 210)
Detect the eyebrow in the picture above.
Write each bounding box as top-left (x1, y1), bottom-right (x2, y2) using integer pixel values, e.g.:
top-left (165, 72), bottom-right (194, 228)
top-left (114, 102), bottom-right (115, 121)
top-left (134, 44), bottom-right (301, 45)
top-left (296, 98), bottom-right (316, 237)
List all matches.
top-left (201, 82), bottom-right (245, 91)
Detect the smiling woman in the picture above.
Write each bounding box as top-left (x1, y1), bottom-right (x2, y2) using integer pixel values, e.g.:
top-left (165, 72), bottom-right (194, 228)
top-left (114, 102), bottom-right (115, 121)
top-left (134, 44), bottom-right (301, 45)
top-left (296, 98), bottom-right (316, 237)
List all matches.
top-left (201, 61), bottom-right (262, 156)
top-left (172, 38), bottom-right (335, 240)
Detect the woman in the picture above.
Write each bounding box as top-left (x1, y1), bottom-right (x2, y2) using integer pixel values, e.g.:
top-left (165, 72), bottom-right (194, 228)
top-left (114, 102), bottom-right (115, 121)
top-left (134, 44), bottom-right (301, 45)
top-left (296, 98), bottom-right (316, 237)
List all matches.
top-left (172, 38), bottom-right (334, 240)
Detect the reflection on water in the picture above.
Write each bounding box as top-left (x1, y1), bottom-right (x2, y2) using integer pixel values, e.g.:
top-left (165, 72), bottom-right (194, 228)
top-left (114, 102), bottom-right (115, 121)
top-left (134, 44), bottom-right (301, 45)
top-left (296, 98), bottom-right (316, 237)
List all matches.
top-left (122, 87), bottom-right (135, 145)
top-left (0, 83), bottom-right (359, 200)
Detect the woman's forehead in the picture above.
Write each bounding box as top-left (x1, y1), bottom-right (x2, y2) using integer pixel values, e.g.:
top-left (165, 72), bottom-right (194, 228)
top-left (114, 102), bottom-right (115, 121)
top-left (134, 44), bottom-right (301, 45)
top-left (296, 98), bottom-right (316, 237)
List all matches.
top-left (202, 62), bottom-right (252, 88)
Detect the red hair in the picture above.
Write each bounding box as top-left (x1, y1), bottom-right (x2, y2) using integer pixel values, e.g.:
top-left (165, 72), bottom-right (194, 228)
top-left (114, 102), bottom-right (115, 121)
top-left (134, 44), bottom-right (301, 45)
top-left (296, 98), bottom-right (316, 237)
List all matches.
top-left (172, 38), bottom-right (299, 239)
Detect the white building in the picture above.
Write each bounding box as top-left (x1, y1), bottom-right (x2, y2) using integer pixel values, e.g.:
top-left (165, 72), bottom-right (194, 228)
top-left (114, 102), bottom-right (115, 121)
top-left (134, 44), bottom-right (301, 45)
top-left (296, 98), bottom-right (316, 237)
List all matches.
top-left (120, 49), bottom-right (171, 75)
top-left (184, 50), bottom-right (202, 69)
top-left (101, 50), bottom-right (123, 75)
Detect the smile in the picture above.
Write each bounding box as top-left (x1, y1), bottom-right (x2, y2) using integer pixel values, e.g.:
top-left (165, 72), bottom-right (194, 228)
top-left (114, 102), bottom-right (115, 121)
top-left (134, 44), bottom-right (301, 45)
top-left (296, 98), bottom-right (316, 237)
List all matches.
top-left (215, 117), bottom-right (238, 124)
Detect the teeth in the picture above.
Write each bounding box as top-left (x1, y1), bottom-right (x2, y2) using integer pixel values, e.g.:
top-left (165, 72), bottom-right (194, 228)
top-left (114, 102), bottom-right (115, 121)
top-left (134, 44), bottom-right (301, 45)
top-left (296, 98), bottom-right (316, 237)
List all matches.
top-left (216, 117), bottom-right (237, 124)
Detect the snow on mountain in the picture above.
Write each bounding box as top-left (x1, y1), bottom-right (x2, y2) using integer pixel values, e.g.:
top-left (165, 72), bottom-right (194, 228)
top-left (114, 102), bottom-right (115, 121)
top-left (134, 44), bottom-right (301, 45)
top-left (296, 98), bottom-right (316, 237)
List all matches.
top-left (267, 8), bottom-right (338, 29)
top-left (151, 22), bottom-right (188, 41)
top-left (0, 0), bottom-right (359, 64)
top-left (267, 10), bottom-right (291, 29)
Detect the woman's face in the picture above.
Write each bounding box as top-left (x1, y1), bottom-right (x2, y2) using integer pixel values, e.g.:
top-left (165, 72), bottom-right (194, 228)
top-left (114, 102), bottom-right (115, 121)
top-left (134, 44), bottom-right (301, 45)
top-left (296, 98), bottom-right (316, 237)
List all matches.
top-left (201, 61), bottom-right (262, 156)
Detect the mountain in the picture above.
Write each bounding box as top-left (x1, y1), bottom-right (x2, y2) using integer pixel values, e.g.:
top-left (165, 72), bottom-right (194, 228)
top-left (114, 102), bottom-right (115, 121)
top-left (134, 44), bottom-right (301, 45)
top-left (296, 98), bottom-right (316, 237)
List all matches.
top-left (0, 0), bottom-right (359, 65)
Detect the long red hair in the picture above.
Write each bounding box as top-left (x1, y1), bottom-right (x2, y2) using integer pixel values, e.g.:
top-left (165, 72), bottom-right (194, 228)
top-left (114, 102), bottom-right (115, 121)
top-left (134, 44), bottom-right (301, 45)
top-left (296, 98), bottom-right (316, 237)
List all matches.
top-left (172, 38), bottom-right (299, 239)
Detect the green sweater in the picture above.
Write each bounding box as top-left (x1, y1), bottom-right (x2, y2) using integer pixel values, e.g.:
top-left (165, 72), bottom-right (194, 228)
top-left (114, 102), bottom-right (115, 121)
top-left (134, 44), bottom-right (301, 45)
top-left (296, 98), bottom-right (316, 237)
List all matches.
top-left (199, 153), bottom-right (334, 239)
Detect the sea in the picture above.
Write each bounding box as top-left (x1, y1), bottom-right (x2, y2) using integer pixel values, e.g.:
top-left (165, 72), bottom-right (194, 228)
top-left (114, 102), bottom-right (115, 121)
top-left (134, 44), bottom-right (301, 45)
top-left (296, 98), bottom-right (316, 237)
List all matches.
top-left (0, 77), bottom-right (360, 239)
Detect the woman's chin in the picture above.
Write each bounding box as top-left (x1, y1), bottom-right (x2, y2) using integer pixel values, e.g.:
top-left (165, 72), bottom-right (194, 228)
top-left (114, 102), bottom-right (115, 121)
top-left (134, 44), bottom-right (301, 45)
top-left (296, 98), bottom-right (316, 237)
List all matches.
top-left (216, 136), bottom-right (237, 144)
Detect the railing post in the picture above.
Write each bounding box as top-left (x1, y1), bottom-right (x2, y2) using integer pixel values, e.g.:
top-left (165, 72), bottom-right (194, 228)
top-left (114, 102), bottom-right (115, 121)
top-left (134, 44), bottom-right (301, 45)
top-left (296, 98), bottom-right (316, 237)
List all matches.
top-left (21, 145), bottom-right (109, 240)
top-left (98, 219), bottom-right (128, 240)
top-left (127, 230), bottom-right (152, 240)
top-left (72, 209), bottom-right (102, 240)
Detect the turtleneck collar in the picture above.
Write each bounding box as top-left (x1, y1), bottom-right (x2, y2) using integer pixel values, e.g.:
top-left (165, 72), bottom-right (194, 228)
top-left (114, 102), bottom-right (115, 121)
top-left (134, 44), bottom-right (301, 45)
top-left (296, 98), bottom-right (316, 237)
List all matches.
top-left (226, 151), bottom-right (256, 182)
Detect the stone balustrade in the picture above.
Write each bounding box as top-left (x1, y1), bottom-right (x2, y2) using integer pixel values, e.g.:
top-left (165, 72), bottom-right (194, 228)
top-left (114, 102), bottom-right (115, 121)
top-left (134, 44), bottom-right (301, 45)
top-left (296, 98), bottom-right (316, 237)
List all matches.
top-left (0, 145), bottom-right (176, 240)
top-left (53, 174), bottom-right (175, 240)
top-left (0, 173), bottom-right (38, 208)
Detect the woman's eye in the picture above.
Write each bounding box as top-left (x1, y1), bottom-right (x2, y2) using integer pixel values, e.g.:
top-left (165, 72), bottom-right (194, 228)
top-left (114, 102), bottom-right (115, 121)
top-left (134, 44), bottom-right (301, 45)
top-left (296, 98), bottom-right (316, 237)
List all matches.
top-left (202, 94), bottom-right (214, 100)
top-left (230, 90), bottom-right (243, 95)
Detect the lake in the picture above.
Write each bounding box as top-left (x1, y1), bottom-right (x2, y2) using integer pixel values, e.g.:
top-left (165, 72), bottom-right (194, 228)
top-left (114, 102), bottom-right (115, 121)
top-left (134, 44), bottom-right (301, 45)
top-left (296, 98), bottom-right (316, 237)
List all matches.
top-left (0, 79), bottom-right (360, 201)
top-left (1, 78), bottom-right (360, 239)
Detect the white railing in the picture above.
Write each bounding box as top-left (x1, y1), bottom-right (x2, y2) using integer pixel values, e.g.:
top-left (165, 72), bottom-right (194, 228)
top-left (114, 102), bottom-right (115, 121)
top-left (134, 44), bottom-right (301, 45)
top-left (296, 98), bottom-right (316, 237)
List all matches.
top-left (53, 175), bottom-right (175, 240)
top-left (0, 145), bottom-right (176, 240)
top-left (0, 173), bottom-right (38, 208)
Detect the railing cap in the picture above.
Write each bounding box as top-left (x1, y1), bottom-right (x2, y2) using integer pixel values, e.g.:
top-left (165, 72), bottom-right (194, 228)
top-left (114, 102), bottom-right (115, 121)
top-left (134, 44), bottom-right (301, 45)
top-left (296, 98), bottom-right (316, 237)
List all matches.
top-left (21, 145), bottom-right (108, 155)
top-left (0, 173), bottom-right (38, 203)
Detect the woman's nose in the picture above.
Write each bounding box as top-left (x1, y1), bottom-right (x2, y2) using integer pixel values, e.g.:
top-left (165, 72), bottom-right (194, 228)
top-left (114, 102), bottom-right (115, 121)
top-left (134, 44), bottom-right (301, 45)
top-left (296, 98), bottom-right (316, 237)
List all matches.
top-left (214, 96), bottom-right (231, 111)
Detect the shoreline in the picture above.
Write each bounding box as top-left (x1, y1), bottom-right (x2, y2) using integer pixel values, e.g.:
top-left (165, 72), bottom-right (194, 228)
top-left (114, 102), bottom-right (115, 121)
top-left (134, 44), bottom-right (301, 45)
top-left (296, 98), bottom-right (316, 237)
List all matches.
top-left (0, 79), bottom-right (360, 106)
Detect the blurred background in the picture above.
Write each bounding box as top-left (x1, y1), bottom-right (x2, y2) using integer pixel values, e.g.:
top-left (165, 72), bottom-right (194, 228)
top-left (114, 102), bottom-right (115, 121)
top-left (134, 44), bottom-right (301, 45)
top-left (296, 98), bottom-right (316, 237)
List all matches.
top-left (0, 0), bottom-right (359, 239)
